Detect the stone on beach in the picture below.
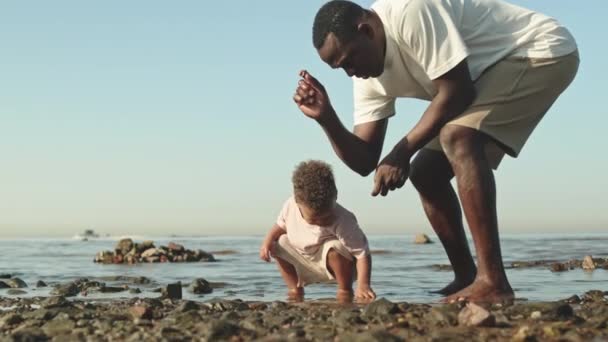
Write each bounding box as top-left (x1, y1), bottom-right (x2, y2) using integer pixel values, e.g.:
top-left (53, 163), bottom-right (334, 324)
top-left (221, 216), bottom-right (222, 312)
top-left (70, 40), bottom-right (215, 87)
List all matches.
top-left (189, 278), bottom-right (213, 295)
top-left (458, 302), bottom-right (496, 327)
top-left (162, 283), bottom-right (182, 300)
top-left (0, 278), bottom-right (27, 289)
top-left (414, 233), bottom-right (433, 244)
top-left (582, 255), bottom-right (596, 270)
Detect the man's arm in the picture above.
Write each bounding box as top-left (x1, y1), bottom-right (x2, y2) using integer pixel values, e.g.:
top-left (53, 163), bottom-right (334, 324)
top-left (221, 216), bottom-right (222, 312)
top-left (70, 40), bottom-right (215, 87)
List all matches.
top-left (319, 110), bottom-right (387, 176)
top-left (400, 60), bottom-right (476, 156)
top-left (372, 60), bottom-right (476, 196)
top-left (294, 70), bottom-right (387, 176)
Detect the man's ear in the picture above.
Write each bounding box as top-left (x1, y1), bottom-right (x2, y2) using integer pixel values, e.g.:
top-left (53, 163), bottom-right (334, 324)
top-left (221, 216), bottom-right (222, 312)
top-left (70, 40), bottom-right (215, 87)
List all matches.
top-left (357, 22), bottom-right (374, 40)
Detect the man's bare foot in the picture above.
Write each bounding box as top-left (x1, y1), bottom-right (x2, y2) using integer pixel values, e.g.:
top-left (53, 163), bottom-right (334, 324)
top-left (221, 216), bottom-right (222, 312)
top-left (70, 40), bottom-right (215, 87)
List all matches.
top-left (287, 287), bottom-right (304, 302)
top-left (442, 278), bottom-right (514, 304)
top-left (431, 276), bottom-right (475, 295)
top-left (336, 289), bottom-right (353, 304)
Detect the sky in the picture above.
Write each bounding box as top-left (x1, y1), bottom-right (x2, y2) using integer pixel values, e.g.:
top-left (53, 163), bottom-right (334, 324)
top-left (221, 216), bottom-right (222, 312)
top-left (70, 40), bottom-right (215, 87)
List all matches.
top-left (0, 1), bottom-right (606, 238)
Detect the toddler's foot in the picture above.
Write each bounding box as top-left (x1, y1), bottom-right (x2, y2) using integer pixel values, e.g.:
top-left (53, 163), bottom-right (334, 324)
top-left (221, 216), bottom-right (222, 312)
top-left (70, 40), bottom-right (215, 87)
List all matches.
top-left (287, 287), bottom-right (304, 302)
top-left (336, 289), bottom-right (353, 304)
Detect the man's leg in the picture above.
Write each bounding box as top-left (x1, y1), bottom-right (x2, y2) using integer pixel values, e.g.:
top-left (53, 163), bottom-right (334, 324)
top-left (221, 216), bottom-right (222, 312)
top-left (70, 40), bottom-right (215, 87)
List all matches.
top-left (438, 124), bottom-right (513, 303)
top-left (326, 248), bottom-right (354, 302)
top-left (410, 149), bottom-right (477, 295)
top-left (274, 256), bottom-right (304, 299)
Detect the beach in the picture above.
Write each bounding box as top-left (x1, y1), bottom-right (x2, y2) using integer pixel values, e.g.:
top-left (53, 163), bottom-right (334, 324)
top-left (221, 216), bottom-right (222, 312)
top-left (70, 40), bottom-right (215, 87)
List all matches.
top-left (1, 291), bottom-right (607, 341)
top-left (0, 234), bottom-right (607, 340)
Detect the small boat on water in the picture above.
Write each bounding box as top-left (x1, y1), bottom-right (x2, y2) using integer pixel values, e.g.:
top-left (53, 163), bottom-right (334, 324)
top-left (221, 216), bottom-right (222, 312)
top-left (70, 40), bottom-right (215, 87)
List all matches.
top-left (72, 229), bottom-right (100, 241)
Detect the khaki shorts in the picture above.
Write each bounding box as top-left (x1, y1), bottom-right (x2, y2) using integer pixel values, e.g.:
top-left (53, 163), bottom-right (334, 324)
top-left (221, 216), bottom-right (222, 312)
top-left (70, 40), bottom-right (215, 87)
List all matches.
top-left (272, 235), bottom-right (354, 287)
top-left (426, 51), bottom-right (580, 169)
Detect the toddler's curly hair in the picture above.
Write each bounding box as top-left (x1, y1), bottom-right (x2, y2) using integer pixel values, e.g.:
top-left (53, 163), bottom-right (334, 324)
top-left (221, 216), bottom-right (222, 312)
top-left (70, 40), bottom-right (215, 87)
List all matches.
top-left (292, 160), bottom-right (338, 212)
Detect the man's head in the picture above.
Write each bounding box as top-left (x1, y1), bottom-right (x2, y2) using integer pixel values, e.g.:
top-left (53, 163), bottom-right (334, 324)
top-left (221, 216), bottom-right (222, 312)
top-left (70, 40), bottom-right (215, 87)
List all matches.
top-left (313, 0), bottom-right (385, 79)
top-left (292, 160), bottom-right (338, 226)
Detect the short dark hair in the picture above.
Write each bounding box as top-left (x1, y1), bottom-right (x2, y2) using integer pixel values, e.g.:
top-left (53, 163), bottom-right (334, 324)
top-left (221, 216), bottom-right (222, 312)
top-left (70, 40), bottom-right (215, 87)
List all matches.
top-left (292, 160), bottom-right (338, 212)
top-left (313, 0), bottom-right (366, 50)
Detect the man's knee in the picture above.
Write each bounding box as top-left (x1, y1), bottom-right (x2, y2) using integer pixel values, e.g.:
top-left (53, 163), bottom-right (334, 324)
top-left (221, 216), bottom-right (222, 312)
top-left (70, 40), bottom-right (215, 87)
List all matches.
top-left (438, 125), bottom-right (484, 159)
top-left (410, 150), bottom-right (453, 193)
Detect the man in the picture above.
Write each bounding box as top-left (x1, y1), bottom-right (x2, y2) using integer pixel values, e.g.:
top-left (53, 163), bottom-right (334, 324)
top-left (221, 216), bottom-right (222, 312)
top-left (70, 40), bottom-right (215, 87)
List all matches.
top-left (293, 0), bottom-right (578, 303)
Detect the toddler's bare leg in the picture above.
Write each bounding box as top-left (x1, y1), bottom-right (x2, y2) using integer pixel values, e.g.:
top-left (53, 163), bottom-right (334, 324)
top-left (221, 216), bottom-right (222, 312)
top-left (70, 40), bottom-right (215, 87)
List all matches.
top-left (275, 256), bottom-right (304, 299)
top-left (326, 249), bottom-right (354, 302)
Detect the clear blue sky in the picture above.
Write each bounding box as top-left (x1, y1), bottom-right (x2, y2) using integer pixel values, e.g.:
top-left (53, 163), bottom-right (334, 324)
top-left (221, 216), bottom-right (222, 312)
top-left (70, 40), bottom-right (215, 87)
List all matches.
top-left (0, 1), bottom-right (605, 237)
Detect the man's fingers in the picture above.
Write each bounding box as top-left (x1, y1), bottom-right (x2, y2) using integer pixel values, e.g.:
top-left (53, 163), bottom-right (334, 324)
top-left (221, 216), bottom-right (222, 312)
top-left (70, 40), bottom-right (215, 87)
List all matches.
top-left (396, 174), bottom-right (407, 188)
top-left (299, 70), bottom-right (323, 92)
top-left (371, 176), bottom-right (382, 196)
top-left (381, 184), bottom-right (389, 196)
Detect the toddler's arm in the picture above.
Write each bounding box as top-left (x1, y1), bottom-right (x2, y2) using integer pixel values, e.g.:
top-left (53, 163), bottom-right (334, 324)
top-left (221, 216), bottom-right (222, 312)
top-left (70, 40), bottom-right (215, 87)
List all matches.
top-left (355, 254), bottom-right (376, 300)
top-left (260, 224), bottom-right (286, 262)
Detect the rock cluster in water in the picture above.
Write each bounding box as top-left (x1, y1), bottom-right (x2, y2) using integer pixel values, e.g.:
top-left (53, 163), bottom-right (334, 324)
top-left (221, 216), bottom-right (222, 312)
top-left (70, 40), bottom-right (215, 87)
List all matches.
top-left (93, 239), bottom-right (216, 264)
top-left (432, 255), bottom-right (608, 273)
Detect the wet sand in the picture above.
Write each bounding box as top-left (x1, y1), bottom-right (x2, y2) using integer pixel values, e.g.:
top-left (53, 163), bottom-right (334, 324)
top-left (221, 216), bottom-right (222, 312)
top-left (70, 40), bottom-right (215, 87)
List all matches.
top-left (1, 290), bottom-right (606, 341)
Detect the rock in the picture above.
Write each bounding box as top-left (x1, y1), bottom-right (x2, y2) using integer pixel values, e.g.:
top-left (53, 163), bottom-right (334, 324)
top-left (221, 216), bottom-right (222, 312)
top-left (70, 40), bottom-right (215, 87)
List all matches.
top-left (458, 302), bottom-right (495, 327)
top-left (99, 286), bottom-right (127, 293)
top-left (0, 274), bottom-right (11, 279)
top-left (207, 319), bottom-right (240, 340)
top-left (36, 280), bottom-right (48, 287)
top-left (429, 305), bottom-right (459, 326)
top-left (550, 262), bottom-right (568, 272)
top-left (167, 242), bottom-right (185, 253)
top-left (363, 298), bottom-right (399, 317)
top-left (0, 281), bottom-right (9, 289)
top-left (0, 313), bottom-right (23, 329)
top-left (176, 300), bottom-right (199, 312)
top-left (141, 240), bottom-right (155, 249)
top-left (51, 282), bottom-right (80, 297)
top-left (129, 305), bottom-right (152, 319)
top-left (141, 248), bottom-right (160, 258)
top-left (7, 289), bottom-right (27, 295)
top-left (582, 255), bottom-right (596, 270)
top-left (414, 233), bottom-right (432, 244)
top-left (564, 295), bottom-right (581, 304)
top-left (129, 288), bottom-right (142, 294)
top-left (512, 325), bottom-right (532, 342)
top-left (42, 318), bottom-right (76, 336)
top-left (10, 327), bottom-right (47, 341)
top-left (5, 277), bottom-right (28, 288)
top-left (162, 283), bottom-right (182, 300)
top-left (41, 296), bottom-right (71, 309)
top-left (195, 249), bottom-right (216, 262)
top-left (189, 278), bottom-right (213, 294)
top-left (530, 311), bottom-right (542, 320)
top-left (582, 290), bottom-right (606, 303)
top-left (337, 330), bottom-right (402, 342)
top-left (94, 250), bottom-right (115, 264)
top-left (115, 238), bottom-right (134, 255)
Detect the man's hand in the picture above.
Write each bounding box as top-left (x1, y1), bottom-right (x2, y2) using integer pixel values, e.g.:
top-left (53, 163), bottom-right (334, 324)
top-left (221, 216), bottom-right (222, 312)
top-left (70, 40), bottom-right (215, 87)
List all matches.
top-left (355, 285), bottom-right (376, 301)
top-left (293, 70), bottom-right (333, 123)
top-left (372, 143), bottom-right (411, 197)
top-left (259, 241), bottom-right (273, 262)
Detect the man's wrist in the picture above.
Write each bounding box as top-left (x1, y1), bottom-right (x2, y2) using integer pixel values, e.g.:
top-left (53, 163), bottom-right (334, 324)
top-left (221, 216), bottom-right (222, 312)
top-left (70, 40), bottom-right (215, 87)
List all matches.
top-left (316, 107), bottom-right (337, 127)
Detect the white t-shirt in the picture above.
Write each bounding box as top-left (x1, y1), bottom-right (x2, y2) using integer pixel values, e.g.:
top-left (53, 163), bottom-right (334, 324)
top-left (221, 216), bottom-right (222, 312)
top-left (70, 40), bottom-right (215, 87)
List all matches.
top-left (276, 196), bottom-right (370, 259)
top-left (353, 0), bottom-right (578, 125)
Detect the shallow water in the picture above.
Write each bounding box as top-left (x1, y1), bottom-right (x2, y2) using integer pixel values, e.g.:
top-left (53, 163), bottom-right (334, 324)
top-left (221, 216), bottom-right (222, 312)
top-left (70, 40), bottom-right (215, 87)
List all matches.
top-left (0, 233), bottom-right (606, 303)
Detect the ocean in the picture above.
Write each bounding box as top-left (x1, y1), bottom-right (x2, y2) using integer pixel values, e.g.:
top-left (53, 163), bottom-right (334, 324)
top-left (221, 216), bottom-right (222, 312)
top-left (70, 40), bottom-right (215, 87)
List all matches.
top-left (0, 233), bottom-right (606, 303)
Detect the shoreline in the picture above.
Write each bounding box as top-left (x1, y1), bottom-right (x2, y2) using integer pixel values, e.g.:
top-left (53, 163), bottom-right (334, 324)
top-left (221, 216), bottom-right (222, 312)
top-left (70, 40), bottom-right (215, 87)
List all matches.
top-left (1, 291), bottom-right (606, 341)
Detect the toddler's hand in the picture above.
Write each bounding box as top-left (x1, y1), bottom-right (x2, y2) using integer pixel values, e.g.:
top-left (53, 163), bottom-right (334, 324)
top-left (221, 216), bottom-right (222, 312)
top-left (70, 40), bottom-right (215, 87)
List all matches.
top-left (259, 242), bottom-right (272, 262)
top-left (355, 285), bottom-right (376, 301)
